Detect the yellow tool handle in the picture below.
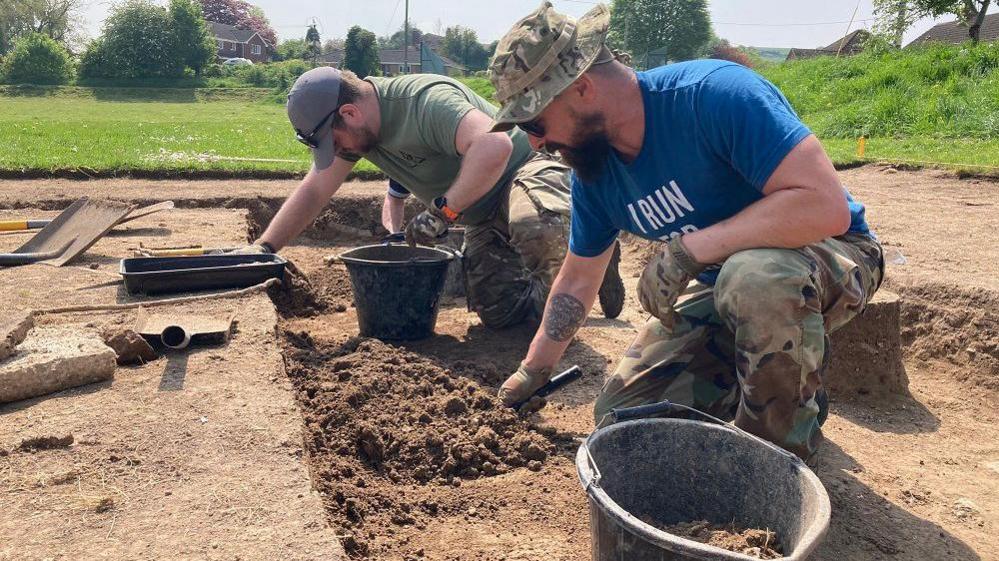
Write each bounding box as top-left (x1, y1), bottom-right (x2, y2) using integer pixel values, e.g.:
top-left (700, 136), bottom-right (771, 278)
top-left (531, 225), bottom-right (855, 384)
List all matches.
top-left (0, 220), bottom-right (30, 231)
top-left (145, 248), bottom-right (212, 257)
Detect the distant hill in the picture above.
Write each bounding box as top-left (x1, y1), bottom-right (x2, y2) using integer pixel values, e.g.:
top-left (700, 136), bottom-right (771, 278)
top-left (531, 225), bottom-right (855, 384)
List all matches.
top-left (744, 47), bottom-right (791, 63)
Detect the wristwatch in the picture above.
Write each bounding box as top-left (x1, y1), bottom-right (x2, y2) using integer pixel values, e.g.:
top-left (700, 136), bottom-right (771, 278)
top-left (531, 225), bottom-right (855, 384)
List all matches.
top-left (433, 196), bottom-right (462, 222)
top-left (258, 240), bottom-right (277, 253)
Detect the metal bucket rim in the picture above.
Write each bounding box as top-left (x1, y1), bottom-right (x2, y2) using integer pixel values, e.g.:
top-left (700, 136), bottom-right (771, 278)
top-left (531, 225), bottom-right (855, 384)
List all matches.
top-left (575, 418), bottom-right (831, 561)
top-left (338, 244), bottom-right (456, 268)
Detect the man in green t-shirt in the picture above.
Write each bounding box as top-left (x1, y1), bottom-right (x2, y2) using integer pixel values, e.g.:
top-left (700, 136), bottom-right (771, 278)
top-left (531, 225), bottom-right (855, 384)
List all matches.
top-left (239, 66), bottom-right (625, 328)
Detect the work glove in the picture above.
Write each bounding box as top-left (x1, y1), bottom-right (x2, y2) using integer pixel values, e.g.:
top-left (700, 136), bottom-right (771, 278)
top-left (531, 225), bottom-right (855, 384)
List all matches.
top-left (404, 208), bottom-right (449, 247)
top-left (229, 243), bottom-right (272, 255)
top-left (637, 236), bottom-right (706, 325)
top-left (498, 362), bottom-right (553, 407)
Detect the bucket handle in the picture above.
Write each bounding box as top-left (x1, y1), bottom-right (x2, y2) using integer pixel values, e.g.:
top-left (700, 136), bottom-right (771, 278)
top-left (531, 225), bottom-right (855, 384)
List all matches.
top-left (380, 232), bottom-right (464, 260)
top-left (581, 400), bottom-right (801, 493)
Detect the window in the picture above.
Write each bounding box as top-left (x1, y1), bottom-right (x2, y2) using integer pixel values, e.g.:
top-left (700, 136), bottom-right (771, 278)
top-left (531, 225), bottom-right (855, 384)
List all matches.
top-left (251, 44), bottom-right (261, 55)
top-left (229, 42), bottom-right (236, 51)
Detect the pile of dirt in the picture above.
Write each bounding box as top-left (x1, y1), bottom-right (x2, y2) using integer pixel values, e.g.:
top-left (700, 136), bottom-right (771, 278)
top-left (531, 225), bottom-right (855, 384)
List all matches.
top-left (269, 263), bottom-right (353, 318)
top-left (281, 334), bottom-right (558, 557)
top-left (661, 520), bottom-right (783, 559)
top-left (888, 279), bottom-right (999, 384)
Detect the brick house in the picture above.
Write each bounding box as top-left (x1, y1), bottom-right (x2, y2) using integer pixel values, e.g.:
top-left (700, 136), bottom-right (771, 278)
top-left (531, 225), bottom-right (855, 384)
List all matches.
top-left (209, 21), bottom-right (272, 63)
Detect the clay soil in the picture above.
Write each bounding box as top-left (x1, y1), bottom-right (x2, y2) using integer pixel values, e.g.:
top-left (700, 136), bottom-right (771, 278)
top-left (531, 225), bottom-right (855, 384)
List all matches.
top-left (661, 521), bottom-right (783, 559)
top-left (0, 164), bottom-right (996, 561)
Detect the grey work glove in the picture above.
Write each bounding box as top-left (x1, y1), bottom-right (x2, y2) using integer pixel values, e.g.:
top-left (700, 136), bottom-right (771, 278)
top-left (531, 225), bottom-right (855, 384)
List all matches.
top-left (498, 362), bottom-right (553, 407)
top-left (637, 236), bottom-right (706, 325)
top-left (228, 242), bottom-right (274, 255)
top-left (404, 208), bottom-right (449, 247)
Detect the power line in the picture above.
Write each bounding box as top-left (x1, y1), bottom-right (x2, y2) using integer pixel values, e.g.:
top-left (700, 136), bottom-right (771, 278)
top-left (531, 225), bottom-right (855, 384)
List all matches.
top-left (714, 18), bottom-right (875, 27)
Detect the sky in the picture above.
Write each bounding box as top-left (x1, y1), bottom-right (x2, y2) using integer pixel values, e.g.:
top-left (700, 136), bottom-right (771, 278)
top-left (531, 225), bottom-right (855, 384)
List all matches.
top-left (79, 0), bottom-right (999, 49)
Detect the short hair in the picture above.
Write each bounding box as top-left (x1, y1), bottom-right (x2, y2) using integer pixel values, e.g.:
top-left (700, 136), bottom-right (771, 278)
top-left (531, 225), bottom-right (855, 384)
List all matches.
top-left (332, 69), bottom-right (366, 128)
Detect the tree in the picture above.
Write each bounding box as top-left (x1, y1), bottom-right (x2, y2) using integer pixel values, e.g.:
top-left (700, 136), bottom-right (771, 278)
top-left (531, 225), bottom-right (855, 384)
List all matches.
top-left (442, 25), bottom-right (489, 70)
top-left (379, 24), bottom-right (422, 49)
top-left (608, 0), bottom-right (712, 62)
top-left (322, 38), bottom-right (344, 53)
top-left (0, 0), bottom-right (85, 56)
top-left (874, 0), bottom-right (993, 43)
top-left (169, 0), bottom-right (215, 76)
top-left (276, 38), bottom-right (308, 60)
top-left (196, 0), bottom-right (276, 47)
top-left (305, 24), bottom-right (321, 63)
top-left (79, 0), bottom-right (184, 79)
top-left (706, 39), bottom-right (754, 68)
top-left (345, 25), bottom-right (379, 77)
top-left (1, 32), bottom-right (73, 84)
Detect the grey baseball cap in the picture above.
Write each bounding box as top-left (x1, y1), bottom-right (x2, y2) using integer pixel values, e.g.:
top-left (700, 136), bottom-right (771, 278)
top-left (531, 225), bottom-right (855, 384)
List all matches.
top-left (287, 66), bottom-right (342, 170)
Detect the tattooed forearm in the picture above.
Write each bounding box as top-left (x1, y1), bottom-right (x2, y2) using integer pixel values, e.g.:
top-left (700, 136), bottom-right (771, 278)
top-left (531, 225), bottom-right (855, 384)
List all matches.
top-left (544, 293), bottom-right (586, 342)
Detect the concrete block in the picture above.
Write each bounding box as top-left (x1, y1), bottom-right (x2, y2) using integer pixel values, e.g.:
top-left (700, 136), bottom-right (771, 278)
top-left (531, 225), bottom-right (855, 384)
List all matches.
top-left (0, 327), bottom-right (116, 404)
top-left (0, 311), bottom-right (34, 362)
top-left (826, 290), bottom-right (907, 395)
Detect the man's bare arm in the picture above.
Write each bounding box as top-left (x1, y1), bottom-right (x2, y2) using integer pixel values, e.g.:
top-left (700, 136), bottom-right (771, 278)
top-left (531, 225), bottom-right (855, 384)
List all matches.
top-left (681, 135), bottom-right (852, 264)
top-left (443, 109), bottom-right (514, 211)
top-left (522, 245), bottom-right (616, 371)
top-left (258, 157), bottom-right (355, 250)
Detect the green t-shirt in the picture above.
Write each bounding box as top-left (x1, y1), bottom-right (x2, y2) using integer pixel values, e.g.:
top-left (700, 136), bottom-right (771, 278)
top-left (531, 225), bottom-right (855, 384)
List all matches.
top-left (364, 74), bottom-right (533, 225)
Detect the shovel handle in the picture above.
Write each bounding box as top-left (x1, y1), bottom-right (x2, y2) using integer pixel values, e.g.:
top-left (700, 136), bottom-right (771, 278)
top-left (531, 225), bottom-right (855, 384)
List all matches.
top-left (610, 400), bottom-right (676, 422)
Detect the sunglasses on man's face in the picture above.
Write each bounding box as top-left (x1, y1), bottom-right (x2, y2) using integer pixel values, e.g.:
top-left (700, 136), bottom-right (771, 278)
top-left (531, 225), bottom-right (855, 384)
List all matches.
top-left (517, 118), bottom-right (545, 138)
top-left (295, 108), bottom-right (338, 149)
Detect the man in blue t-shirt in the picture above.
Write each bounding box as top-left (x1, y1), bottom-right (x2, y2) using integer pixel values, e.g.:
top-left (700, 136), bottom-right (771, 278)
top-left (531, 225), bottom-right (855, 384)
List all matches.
top-left (488, 3), bottom-right (884, 462)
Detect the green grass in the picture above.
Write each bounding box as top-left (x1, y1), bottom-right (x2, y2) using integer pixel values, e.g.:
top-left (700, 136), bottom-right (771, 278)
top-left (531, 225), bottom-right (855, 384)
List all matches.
top-left (5, 44), bottom-right (999, 176)
top-left (0, 86), bottom-right (377, 176)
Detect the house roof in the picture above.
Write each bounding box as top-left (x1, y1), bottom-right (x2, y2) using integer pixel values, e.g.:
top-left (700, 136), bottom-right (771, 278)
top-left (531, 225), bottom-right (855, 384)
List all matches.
top-left (907, 12), bottom-right (999, 46)
top-left (422, 33), bottom-right (444, 51)
top-left (318, 50), bottom-right (344, 64)
top-left (786, 29), bottom-right (871, 60)
top-left (209, 21), bottom-right (266, 46)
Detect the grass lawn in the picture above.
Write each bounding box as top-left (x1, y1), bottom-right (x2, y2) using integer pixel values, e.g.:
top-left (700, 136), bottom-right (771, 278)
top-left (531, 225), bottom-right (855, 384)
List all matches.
top-left (0, 89), bottom-right (377, 176)
top-left (2, 83), bottom-right (999, 177)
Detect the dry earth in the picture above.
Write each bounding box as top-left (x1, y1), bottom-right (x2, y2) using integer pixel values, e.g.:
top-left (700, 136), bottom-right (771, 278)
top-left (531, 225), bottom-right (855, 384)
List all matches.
top-left (0, 164), bottom-right (996, 561)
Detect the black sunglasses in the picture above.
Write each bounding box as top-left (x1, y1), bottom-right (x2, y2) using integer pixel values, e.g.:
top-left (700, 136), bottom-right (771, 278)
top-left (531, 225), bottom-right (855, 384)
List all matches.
top-left (517, 118), bottom-right (545, 138)
top-left (295, 107), bottom-right (338, 149)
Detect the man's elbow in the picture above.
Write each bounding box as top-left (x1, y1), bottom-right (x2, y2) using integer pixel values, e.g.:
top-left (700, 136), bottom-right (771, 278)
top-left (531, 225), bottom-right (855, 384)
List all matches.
top-left (820, 194), bottom-right (852, 237)
top-left (481, 132), bottom-right (513, 163)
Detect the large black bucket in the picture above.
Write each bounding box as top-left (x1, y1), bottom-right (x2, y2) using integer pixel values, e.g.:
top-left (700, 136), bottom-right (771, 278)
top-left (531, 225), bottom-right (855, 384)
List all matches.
top-left (339, 244), bottom-right (455, 341)
top-left (577, 418), bottom-right (830, 560)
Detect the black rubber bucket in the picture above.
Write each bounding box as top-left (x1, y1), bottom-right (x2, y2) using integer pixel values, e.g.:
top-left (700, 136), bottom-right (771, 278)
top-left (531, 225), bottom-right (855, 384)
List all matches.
top-left (577, 418), bottom-right (830, 560)
top-left (339, 244), bottom-right (455, 341)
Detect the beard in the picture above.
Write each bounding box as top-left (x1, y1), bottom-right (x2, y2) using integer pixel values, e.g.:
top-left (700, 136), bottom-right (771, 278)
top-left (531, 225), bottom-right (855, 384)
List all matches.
top-left (546, 112), bottom-right (611, 183)
top-left (335, 123), bottom-right (379, 161)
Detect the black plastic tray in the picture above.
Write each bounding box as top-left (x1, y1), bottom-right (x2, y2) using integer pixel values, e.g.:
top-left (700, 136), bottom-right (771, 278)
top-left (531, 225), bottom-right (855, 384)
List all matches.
top-left (120, 254), bottom-right (287, 295)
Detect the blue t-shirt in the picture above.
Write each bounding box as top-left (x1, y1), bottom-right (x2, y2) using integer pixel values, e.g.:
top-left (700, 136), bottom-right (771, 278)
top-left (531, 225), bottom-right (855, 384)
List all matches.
top-left (569, 60), bottom-right (871, 275)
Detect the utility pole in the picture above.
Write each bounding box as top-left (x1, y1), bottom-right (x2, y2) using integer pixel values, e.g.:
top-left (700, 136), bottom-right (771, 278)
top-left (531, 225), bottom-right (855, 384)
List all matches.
top-left (403, 0), bottom-right (410, 73)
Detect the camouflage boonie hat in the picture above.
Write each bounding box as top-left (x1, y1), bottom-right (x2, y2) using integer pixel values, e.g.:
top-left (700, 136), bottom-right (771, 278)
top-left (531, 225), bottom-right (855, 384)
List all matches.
top-left (489, 2), bottom-right (611, 132)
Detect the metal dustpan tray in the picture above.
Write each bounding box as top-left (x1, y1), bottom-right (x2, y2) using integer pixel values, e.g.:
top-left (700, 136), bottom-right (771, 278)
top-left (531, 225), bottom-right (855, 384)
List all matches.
top-left (120, 254), bottom-right (287, 295)
top-left (6, 198), bottom-right (134, 267)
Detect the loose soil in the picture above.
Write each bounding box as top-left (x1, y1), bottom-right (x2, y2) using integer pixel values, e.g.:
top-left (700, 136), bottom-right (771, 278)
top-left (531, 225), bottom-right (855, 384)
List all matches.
top-left (661, 520), bottom-right (783, 559)
top-left (0, 165), bottom-right (996, 560)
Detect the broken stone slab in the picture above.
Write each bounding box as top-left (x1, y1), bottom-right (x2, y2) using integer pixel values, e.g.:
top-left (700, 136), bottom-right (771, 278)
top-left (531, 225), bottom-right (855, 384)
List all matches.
top-left (826, 290), bottom-right (907, 396)
top-left (0, 311), bottom-right (34, 362)
top-left (0, 326), bottom-right (116, 404)
top-left (104, 329), bottom-right (159, 365)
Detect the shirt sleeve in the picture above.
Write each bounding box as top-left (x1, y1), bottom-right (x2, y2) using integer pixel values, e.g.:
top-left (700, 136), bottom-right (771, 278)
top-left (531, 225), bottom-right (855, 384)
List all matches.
top-left (694, 64), bottom-right (812, 190)
top-left (568, 174), bottom-right (620, 258)
top-left (416, 84), bottom-right (477, 158)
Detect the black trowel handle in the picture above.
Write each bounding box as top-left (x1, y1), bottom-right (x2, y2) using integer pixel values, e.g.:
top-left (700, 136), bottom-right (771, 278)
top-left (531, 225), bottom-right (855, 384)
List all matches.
top-left (511, 365), bottom-right (583, 409)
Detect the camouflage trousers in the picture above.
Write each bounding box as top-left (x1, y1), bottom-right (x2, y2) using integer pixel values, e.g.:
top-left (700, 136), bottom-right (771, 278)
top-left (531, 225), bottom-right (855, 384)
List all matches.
top-left (463, 155), bottom-right (572, 329)
top-left (593, 233), bottom-right (885, 462)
